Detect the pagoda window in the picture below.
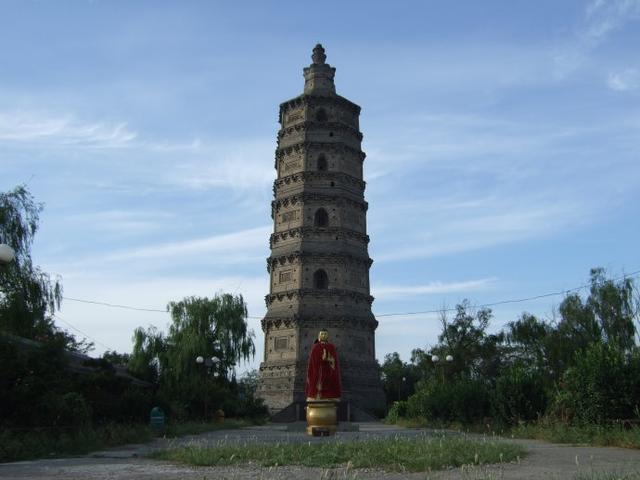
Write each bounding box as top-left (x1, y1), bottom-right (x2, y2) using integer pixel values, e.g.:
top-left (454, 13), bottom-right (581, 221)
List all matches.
top-left (314, 208), bottom-right (329, 227)
top-left (315, 108), bottom-right (328, 122)
top-left (317, 154), bottom-right (327, 171)
top-left (313, 269), bottom-right (329, 290)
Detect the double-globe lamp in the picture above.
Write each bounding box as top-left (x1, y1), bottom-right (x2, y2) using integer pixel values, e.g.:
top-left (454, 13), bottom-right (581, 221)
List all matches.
top-left (431, 354), bottom-right (454, 363)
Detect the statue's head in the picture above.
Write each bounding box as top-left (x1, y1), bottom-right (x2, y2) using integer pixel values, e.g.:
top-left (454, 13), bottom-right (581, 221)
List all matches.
top-left (318, 329), bottom-right (329, 343)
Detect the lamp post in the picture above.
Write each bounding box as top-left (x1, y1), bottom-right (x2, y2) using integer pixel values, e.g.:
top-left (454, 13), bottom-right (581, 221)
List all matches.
top-left (398, 376), bottom-right (406, 402)
top-left (431, 354), bottom-right (453, 383)
top-left (195, 355), bottom-right (220, 421)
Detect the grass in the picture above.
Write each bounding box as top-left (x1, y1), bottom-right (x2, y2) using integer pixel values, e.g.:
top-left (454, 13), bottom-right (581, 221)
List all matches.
top-left (0, 423), bottom-right (153, 463)
top-left (0, 418), bottom-right (259, 463)
top-left (164, 418), bottom-right (256, 437)
top-left (510, 422), bottom-right (640, 449)
top-left (151, 435), bottom-right (525, 473)
top-left (387, 416), bottom-right (640, 450)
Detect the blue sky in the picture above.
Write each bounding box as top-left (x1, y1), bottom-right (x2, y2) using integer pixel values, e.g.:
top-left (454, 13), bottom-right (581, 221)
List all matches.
top-left (1, 0), bottom-right (639, 372)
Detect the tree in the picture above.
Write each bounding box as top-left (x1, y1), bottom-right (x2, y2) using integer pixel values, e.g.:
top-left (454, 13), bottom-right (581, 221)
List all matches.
top-left (166, 294), bottom-right (255, 381)
top-left (380, 352), bottom-right (416, 404)
top-left (130, 293), bottom-right (256, 419)
top-left (0, 185), bottom-right (89, 351)
top-left (435, 301), bottom-right (504, 382)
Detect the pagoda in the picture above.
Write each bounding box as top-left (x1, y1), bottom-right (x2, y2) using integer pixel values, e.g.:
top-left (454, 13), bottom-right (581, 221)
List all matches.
top-left (257, 44), bottom-right (385, 416)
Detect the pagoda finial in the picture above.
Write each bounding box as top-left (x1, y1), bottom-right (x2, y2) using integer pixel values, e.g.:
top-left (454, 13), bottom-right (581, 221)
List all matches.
top-left (312, 43), bottom-right (326, 65)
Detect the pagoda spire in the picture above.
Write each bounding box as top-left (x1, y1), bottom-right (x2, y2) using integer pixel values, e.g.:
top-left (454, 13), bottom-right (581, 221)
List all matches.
top-left (311, 43), bottom-right (327, 64)
top-left (303, 43), bottom-right (336, 95)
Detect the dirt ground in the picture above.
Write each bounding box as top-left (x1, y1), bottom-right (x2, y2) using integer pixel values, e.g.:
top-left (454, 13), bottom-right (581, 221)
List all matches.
top-left (1, 424), bottom-right (639, 479)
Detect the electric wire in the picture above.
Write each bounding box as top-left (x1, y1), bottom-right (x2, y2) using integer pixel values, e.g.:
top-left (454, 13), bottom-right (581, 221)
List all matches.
top-left (61, 269), bottom-right (640, 319)
top-left (53, 313), bottom-right (115, 352)
top-left (56, 269), bottom-right (640, 353)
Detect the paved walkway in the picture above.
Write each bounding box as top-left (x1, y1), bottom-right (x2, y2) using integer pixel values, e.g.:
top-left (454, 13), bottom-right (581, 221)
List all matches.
top-left (1, 423), bottom-right (639, 479)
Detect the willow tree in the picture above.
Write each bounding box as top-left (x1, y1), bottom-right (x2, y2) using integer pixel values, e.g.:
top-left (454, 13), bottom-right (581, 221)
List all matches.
top-left (0, 185), bottom-right (87, 350)
top-left (165, 294), bottom-right (255, 380)
top-left (130, 293), bottom-right (255, 416)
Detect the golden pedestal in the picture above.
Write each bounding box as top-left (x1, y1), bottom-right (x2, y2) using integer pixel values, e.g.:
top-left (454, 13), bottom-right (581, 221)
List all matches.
top-left (306, 399), bottom-right (338, 436)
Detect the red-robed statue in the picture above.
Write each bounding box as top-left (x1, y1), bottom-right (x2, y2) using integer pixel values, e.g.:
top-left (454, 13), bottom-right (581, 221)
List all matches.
top-left (305, 329), bottom-right (342, 400)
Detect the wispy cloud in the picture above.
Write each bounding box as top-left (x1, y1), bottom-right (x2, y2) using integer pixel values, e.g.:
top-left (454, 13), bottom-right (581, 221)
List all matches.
top-left (167, 139), bottom-right (275, 192)
top-left (104, 225), bottom-right (271, 262)
top-left (608, 68), bottom-right (640, 91)
top-left (68, 209), bottom-right (176, 235)
top-left (0, 110), bottom-right (136, 147)
top-left (554, 0), bottom-right (640, 79)
top-left (365, 108), bottom-right (639, 262)
top-left (373, 277), bottom-right (496, 299)
top-left (584, 0), bottom-right (640, 40)
top-left (372, 200), bottom-right (588, 263)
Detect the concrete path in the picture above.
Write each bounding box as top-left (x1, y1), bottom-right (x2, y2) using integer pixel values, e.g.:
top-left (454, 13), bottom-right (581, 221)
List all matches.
top-left (0, 423), bottom-right (639, 479)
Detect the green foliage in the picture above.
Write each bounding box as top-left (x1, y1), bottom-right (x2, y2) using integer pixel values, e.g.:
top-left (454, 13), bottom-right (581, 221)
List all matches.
top-left (511, 421), bottom-right (640, 449)
top-left (407, 377), bottom-right (492, 424)
top-left (392, 268), bottom-right (640, 429)
top-left (434, 301), bottom-right (504, 381)
top-left (130, 293), bottom-right (257, 420)
top-left (0, 185), bottom-right (89, 351)
top-left (232, 369), bottom-right (269, 419)
top-left (0, 423), bottom-right (153, 462)
top-left (0, 334), bottom-right (157, 436)
top-left (167, 294), bottom-right (255, 376)
top-left (553, 343), bottom-right (640, 424)
top-left (380, 352), bottom-right (417, 405)
top-left (493, 363), bottom-right (548, 424)
top-left (152, 435), bottom-right (525, 472)
top-left (385, 400), bottom-right (408, 424)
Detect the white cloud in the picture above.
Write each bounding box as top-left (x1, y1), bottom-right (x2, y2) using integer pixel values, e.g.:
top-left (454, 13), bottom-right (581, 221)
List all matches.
top-left (608, 68), bottom-right (640, 91)
top-left (0, 110), bottom-right (136, 147)
top-left (104, 225), bottom-right (270, 262)
top-left (68, 209), bottom-right (176, 235)
top-left (373, 278), bottom-right (496, 299)
top-left (584, 0), bottom-right (640, 40)
top-left (167, 139), bottom-right (275, 192)
top-left (553, 0), bottom-right (640, 79)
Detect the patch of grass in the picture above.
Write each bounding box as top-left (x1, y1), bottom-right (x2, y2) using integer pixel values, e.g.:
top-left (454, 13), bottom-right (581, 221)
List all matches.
top-left (0, 423), bottom-right (153, 463)
top-left (510, 423), bottom-right (640, 449)
top-left (151, 435), bottom-right (525, 473)
top-left (387, 416), bottom-right (640, 450)
top-left (164, 418), bottom-right (256, 438)
top-left (574, 472), bottom-right (640, 480)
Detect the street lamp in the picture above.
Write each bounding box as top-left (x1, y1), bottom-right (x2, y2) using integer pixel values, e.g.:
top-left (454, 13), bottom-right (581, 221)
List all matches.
top-left (195, 355), bottom-right (220, 420)
top-left (398, 376), bottom-right (407, 402)
top-left (431, 353), bottom-right (454, 383)
top-left (0, 244), bottom-right (15, 264)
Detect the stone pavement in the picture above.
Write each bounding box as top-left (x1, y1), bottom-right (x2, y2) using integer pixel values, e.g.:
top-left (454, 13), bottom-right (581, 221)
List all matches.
top-left (1, 422), bottom-right (639, 479)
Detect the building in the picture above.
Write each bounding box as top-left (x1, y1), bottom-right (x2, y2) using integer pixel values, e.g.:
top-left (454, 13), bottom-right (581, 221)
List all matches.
top-left (257, 45), bottom-right (385, 417)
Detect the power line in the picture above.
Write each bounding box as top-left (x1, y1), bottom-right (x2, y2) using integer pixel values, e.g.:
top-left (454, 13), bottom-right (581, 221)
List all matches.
top-left (375, 269), bottom-right (640, 317)
top-left (63, 296), bottom-right (167, 313)
top-left (53, 313), bottom-right (115, 352)
top-left (62, 269), bottom-right (640, 320)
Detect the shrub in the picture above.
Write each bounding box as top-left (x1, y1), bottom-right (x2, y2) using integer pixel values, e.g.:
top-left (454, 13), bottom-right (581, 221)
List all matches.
top-left (493, 364), bottom-right (548, 424)
top-left (406, 378), bottom-right (491, 424)
top-left (385, 400), bottom-right (407, 424)
top-left (553, 343), bottom-right (640, 424)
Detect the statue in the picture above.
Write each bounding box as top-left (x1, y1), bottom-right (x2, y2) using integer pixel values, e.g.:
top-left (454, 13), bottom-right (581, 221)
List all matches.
top-left (305, 329), bottom-right (341, 436)
top-left (305, 329), bottom-right (342, 400)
